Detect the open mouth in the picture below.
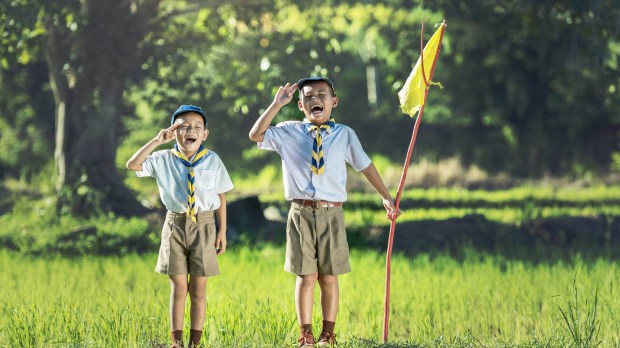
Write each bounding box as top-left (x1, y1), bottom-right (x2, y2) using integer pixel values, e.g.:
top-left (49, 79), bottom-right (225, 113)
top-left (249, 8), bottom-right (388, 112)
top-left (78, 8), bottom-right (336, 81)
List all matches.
top-left (310, 105), bottom-right (324, 114)
top-left (184, 137), bottom-right (197, 145)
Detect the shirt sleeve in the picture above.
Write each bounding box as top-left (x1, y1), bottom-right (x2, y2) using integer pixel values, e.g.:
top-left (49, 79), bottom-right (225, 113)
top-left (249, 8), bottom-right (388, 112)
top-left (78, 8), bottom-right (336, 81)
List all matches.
top-left (213, 155), bottom-right (234, 194)
top-left (136, 150), bottom-right (166, 178)
top-left (257, 121), bottom-right (300, 152)
top-left (345, 128), bottom-right (372, 172)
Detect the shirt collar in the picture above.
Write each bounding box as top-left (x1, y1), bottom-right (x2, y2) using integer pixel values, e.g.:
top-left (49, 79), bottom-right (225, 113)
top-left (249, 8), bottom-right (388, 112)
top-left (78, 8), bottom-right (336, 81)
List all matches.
top-left (303, 118), bottom-right (335, 134)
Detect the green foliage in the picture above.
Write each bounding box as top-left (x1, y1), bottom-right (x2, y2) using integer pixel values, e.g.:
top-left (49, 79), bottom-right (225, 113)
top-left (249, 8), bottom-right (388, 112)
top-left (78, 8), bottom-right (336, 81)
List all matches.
top-left (611, 152), bottom-right (620, 172)
top-left (346, 185), bottom-right (620, 206)
top-left (114, 0), bottom-right (620, 181)
top-left (122, 1), bottom-right (444, 171)
top-left (0, 67), bottom-right (55, 179)
top-left (229, 163), bottom-right (283, 196)
top-left (425, 0), bottom-right (620, 177)
top-left (2, 0), bottom-right (620, 216)
top-left (342, 205), bottom-right (620, 227)
top-left (0, 195), bottom-right (157, 255)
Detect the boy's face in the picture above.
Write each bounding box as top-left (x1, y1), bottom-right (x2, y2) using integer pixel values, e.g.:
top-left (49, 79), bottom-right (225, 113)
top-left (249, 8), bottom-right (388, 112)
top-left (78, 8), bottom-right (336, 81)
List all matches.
top-left (174, 112), bottom-right (209, 155)
top-left (298, 81), bottom-right (338, 125)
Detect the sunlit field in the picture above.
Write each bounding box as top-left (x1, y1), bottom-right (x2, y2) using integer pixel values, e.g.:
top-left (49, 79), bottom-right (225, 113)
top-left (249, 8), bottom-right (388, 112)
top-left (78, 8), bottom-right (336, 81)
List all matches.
top-left (1, 246), bottom-right (618, 347)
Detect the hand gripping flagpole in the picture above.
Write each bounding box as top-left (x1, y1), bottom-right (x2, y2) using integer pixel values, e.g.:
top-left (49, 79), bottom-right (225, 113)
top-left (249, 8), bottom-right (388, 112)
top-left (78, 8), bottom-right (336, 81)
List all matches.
top-left (383, 20), bottom-right (447, 343)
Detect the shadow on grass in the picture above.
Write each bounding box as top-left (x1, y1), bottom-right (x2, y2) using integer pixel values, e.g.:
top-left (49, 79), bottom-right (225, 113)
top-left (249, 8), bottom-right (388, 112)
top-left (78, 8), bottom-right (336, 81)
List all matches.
top-left (345, 214), bottom-right (620, 264)
top-left (246, 214), bottom-right (620, 264)
top-left (239, 196), bottom-right (620, 264)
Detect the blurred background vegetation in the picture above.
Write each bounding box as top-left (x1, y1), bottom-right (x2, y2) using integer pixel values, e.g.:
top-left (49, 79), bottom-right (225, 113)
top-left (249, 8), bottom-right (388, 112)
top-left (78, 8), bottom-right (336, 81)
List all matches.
top-left (2, 3), bottom-right (620, 346)
top-left (0, 0), bottom-right (619, 233)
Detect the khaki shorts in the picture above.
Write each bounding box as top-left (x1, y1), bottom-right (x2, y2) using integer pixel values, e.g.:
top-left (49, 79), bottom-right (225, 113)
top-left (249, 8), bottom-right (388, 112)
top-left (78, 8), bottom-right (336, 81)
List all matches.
top-left (284, 203), bottom-right (351, 276)
top-left (156, 210), bottom-right (220, 277)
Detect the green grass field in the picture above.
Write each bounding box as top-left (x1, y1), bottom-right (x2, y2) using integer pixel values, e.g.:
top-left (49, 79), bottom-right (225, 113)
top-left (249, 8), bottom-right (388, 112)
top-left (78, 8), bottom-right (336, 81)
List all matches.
top-left (2, 180), bottom-right (620, 347)
top-left (1, 246), bottom-right (618, 347)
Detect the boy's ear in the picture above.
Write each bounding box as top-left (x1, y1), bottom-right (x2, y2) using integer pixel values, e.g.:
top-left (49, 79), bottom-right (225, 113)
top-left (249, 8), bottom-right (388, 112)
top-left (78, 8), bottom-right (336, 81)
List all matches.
top-left (203, 128), bottom-right (209, 141)
top-left (298, 100), bottom-right (304, 111)
top-left (332, 96), bottom-right (339, 108)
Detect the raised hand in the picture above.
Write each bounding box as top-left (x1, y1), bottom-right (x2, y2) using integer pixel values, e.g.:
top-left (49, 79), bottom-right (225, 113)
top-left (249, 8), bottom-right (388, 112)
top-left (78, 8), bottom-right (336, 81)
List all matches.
top-left (273, 82), bottom-right (298, 107)
top-left (156, 122), bottom-right (181, 144)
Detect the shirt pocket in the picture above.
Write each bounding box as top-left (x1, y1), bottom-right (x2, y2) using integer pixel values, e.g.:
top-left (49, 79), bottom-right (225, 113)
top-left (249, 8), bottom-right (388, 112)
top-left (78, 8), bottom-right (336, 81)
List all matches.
top-left (195, 169), bottom-right (216, 191)
top-left (322, 147), bottom-right (346, 179)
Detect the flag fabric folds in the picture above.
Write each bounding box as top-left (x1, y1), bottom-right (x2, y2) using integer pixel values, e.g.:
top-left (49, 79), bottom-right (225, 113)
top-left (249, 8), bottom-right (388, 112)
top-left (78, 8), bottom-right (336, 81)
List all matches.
top-left (398, 24), bottom-right (445, 117)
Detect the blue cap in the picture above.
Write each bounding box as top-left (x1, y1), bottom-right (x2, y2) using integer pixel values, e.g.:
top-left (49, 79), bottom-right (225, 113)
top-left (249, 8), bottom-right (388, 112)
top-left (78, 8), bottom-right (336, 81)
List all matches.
top-left (171, 105), bottom-right (207, 127)
top-left (297, 76), bottom-right (335, 93)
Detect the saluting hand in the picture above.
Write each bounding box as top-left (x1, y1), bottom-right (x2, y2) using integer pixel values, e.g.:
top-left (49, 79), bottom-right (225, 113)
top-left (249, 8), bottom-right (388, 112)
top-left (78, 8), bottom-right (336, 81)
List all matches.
top-left (155, 122), bottom-right (181, 144)
top-left (273, 82), bottom-right (298, 107)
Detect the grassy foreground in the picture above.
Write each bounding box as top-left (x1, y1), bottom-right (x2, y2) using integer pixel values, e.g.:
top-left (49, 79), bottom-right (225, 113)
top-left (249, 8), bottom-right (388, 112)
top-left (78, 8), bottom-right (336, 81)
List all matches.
top-left (0, 246), bottom-right (618, 347)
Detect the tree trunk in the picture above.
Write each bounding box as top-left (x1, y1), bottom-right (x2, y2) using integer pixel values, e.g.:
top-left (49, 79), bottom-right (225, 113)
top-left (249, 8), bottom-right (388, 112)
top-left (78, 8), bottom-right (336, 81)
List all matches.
top-left (45, 0), bottom-right (160, 216)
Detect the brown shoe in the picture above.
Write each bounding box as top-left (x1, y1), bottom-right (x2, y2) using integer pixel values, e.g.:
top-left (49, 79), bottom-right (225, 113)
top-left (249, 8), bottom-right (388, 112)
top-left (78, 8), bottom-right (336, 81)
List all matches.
top-left (298, 331), bottom-right (315, 347)
top-left (316, 332), bottom-right (336, 347)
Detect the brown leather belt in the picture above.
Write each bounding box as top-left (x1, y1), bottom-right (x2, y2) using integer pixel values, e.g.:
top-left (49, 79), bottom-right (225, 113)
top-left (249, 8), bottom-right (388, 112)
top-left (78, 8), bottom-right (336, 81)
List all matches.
top-left (292, 199), bottom-right (343, 208)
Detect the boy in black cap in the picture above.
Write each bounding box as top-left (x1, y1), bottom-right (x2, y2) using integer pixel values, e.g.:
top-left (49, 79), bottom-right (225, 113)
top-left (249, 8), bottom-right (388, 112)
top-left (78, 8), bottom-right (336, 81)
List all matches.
top-left (249, 78), bottom-right (399, 347)
top-left (127, 105), bottom-right (234, 347)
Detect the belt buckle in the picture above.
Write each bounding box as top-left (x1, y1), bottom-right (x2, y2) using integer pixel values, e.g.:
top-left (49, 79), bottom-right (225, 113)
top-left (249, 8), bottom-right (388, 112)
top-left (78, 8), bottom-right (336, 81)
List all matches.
top-left (309, 200), bottom-right (321, 208)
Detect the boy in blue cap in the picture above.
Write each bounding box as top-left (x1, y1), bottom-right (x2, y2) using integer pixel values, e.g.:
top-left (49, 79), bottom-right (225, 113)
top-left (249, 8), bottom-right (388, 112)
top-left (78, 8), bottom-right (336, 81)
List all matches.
top-left (249, 77), bottom-right (399, 347)
top-left (127, 105), bottom-right (234, 348)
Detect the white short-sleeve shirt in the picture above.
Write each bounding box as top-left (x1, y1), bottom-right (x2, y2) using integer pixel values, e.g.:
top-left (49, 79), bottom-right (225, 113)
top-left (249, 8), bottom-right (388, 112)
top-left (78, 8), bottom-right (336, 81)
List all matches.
top-left (136, 149), bottom-right (234, 213)
top-left (258, 121), bottom-right (371, 202)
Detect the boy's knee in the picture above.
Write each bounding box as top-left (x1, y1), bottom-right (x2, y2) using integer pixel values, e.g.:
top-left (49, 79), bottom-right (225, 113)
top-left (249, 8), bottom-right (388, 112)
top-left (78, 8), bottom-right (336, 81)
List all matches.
top-left (189, 287), bottom-right (206, 302)
top-left (188, 276), bottom-right (207, 300)
top-left (170, 279), bottom-right (188, 297)
top-left (298, 273), bottom-right (318, 287)
top-left (303, 273), bottom-right (319, 281)
top-left (318, 274), bottom-right (338, 287)
top-left (171, 286), bottom-right (187, 299)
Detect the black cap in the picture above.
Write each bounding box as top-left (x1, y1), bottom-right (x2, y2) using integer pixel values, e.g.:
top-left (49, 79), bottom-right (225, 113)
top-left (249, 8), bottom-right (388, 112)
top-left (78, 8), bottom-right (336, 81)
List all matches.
top-left (297, 76), bottom-right (335, 93)
top-left (171, 105), bottom-right (207, 127)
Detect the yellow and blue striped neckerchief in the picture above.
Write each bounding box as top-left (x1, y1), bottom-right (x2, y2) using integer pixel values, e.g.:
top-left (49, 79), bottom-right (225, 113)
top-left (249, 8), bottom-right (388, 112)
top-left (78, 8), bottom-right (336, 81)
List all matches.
top-left (171, 144), bottom-right (209, 222)
top-left (303, 118), bottom-right (335, 175)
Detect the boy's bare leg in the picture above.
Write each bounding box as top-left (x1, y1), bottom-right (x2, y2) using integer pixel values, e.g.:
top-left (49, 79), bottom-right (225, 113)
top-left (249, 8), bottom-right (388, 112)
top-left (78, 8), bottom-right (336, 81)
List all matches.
top-left (169, 275), bottom-right (188, 346)
top-left (188, 275), bottom-right (207, 347)
top-left (296, 273), bottom-right (318, 325)
top-left (317, 274), bottom-right (339, 345)
top-left (188, 275), bottom-right (208, 329)
top-left (317, 274), bottom-right (339, 321)
top-left (169, 275), bottom-right (189, 330)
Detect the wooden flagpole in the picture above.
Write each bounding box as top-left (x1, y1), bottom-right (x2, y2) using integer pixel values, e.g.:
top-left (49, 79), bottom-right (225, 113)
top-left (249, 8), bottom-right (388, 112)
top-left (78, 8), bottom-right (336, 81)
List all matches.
top-left (383, 19), bottom-right (447, 343)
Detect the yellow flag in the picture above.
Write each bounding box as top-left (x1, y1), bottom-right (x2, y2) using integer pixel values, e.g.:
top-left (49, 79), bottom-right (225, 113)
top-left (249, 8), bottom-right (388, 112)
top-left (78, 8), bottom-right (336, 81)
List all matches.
top-left (398, 23), bottom-right (445, 117)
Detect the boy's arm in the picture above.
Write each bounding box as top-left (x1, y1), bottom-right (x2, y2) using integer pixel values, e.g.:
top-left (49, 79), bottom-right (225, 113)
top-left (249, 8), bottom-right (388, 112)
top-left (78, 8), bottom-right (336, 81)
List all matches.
top-left (361, 163), bottom-right (400, 220)
top-left (249, 82), bottom-right (298, 142)
top-left (126, 122), bottom-right (180, 171)
top-left (215, 193), bottom-right (227, 255)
